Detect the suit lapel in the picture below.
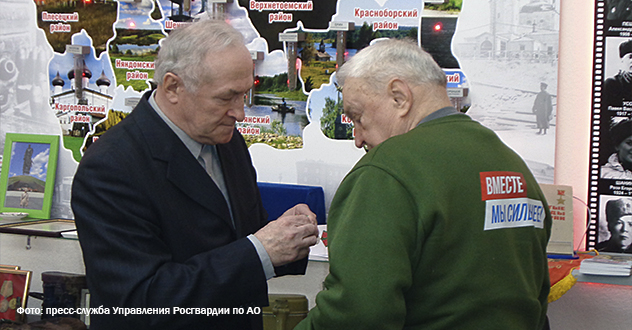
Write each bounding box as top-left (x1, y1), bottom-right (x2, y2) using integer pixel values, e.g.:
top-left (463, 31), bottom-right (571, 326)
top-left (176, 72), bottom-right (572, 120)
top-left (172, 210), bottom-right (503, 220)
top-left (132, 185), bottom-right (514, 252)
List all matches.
top-left (165, 149), bottom-right (233, 227)
top-left (133, 93), bottom-right (234, 228)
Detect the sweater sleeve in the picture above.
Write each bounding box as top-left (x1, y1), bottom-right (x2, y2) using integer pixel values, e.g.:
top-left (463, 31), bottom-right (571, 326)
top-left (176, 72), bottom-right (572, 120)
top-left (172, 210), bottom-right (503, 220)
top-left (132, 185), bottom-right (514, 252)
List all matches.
top-left (296, 165), bottom-right (420, 330)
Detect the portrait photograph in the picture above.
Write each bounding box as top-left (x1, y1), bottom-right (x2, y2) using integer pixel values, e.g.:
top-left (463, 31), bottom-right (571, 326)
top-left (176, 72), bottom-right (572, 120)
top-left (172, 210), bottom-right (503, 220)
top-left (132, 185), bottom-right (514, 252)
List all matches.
top-left (597, 195), bottom-right (632, 254)
top-left (600, 116), bottom-right (632, 180)
top-left (602, 37), bottom-right (632, 109)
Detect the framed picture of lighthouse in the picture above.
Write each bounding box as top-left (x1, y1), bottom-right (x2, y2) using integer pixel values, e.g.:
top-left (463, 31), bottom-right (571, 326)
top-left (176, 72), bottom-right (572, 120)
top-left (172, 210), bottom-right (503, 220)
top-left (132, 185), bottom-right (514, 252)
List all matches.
top-left (0, 133), bottom-right (59, 220)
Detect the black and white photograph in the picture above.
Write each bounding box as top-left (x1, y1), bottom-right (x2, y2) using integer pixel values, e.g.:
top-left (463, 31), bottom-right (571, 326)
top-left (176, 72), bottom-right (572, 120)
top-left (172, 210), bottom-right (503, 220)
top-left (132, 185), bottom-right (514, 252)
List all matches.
top-left (598, 195), bottom-right (632, 253)
top-left (606, 0), bottom-right (632, 21)
top-left (452, 0), bottom-right (560, 183)
top-left (600, 116), bottom-right (632, 179)
top-left (602, 37), bottom-right (632, 109)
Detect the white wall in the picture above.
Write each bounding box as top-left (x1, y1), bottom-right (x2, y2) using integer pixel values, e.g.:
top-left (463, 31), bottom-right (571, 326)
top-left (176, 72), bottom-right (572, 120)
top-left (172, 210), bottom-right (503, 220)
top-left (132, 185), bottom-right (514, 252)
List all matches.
top-left (556, 0), bottom-right (593, 250)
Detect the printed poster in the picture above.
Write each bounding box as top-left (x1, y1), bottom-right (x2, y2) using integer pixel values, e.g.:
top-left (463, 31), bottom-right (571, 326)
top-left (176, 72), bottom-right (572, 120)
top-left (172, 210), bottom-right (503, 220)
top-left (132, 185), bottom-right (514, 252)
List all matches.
top-left (588, 0), bottom-right (632, 254)
top-left (0, 0), bottom-right (559, 218)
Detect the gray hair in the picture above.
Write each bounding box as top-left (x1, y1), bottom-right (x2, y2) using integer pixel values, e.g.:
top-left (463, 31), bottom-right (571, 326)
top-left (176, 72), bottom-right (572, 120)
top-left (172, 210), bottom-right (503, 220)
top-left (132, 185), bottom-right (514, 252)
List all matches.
top-left (154, 19), bottom-right (245, 91)
top-left (336, 38), bottom-right (447, 91)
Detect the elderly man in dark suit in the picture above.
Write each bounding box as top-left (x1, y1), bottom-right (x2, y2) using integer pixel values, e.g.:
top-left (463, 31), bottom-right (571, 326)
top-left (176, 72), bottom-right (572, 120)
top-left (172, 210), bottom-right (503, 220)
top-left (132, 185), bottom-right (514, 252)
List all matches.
top-left (71, 19), bottom-right (319, 330)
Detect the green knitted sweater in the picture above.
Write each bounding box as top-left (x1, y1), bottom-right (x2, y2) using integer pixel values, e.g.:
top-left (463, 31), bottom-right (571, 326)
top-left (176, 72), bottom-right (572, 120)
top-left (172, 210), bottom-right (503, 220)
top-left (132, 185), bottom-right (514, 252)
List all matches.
top-left (296, 113), bottom-right (551, 330)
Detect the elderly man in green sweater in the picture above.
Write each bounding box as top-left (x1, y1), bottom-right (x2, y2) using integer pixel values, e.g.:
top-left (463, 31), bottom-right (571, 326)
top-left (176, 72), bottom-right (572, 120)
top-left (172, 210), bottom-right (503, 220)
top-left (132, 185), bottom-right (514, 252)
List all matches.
top-left (295, 39), bottom-right (552, 330)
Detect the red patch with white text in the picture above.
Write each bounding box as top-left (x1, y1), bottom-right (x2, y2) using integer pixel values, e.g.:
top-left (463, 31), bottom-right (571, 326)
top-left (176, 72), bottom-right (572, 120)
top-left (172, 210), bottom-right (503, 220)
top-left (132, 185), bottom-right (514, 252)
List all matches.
top-left (480, 171), bottom-right (527, 201)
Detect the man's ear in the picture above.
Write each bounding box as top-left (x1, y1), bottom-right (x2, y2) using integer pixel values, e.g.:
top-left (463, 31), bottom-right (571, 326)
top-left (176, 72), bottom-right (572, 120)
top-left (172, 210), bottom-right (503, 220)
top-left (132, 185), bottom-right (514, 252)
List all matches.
top-left (162, 72), bottom-right (182, 104)
top-left (387, 78), bottom-right (413, 116)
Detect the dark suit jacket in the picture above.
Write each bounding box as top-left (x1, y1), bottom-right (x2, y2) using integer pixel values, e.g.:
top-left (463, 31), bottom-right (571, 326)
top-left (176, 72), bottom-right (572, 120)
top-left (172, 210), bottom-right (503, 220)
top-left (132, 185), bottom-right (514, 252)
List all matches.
top-left (72, 92), bottom-right (305, 329)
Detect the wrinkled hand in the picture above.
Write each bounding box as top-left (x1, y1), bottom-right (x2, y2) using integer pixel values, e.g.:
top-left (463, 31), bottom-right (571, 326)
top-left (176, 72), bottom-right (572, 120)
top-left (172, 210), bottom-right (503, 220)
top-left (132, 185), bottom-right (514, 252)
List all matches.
top-left (281, 203), bottom-right (318, 223)
top-left (254, 204), bottom-right (319, 266)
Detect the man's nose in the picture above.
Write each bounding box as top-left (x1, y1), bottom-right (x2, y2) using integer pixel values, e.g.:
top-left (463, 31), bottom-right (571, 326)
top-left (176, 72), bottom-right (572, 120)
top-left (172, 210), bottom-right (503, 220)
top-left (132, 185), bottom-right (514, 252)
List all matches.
top-left (354, 131), bottom-right (365, 149)
top-left (230, 98), bottom-right (246, 122)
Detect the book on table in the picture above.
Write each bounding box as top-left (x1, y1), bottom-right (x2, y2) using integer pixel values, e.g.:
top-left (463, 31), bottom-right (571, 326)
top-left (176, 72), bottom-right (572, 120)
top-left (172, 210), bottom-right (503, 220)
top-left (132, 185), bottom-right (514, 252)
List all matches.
top-left (579, 254), bottom-right (632, 276)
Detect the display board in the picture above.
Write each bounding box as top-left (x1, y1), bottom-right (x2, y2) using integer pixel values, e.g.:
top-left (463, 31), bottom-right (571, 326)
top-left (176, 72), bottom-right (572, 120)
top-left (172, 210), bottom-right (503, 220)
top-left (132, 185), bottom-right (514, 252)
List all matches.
top-left (0, 0), bottom-right (559, 219)
top-left (588, 0), bottom-right (632, 254)
top-left (35, 0), bottom-right (464, 151)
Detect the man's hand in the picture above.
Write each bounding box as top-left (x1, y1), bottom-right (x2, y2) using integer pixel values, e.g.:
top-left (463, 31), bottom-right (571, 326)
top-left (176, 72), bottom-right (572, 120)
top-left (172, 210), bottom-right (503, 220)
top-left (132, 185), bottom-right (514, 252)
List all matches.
top-left (281, 203), bottom-right (318, 223)
top-left (254, 204), bottom-right (319, 266)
